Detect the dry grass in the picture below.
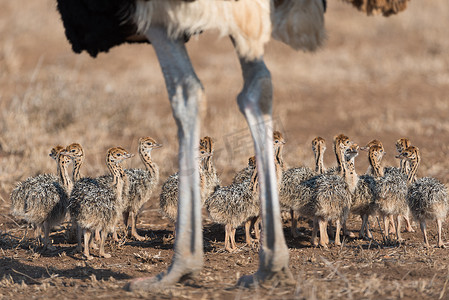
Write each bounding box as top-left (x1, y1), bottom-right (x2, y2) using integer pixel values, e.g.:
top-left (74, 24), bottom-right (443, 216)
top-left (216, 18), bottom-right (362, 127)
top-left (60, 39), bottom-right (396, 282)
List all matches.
top-left (1, 0), bottom-right (449, 299)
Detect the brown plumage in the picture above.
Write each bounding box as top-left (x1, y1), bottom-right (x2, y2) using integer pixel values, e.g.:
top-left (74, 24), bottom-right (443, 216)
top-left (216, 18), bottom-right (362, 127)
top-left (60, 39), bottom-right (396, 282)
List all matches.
top-left (312, 137), bottom-right (326, 174)
top-left (395, 138), bottom-right (411, 177)
top-left (49, 145), bottom-right (65, 160)
top-left (341, 0), bottom-right (410, 16)
top-left (325, 134), bottom-right (353, 176)
top-left (64, 143), bottom-right (85, 183)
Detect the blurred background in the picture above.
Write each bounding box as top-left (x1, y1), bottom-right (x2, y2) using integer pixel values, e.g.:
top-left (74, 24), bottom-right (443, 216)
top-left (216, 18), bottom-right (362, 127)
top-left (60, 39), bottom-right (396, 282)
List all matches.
top-left (0, 0), bottom-right (448, 208)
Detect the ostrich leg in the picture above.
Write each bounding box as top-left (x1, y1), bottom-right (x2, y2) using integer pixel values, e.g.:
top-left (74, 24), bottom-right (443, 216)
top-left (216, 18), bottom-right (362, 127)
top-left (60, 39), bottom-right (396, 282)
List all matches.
top-left (128, 27), bottom-right (204, 291)
top-left (236, 57), bottom-right (293, 287)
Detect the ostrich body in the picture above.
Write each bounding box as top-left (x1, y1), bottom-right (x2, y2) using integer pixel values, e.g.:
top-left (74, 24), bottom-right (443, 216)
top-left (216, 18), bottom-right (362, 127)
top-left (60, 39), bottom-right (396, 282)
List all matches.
top-left (124, 137), bottom-right (161, 240)
top-left (361, 138), bottom-right (414, 236)
top-left (398, 146), bottom-right (448, 248)
top-left (363, 139), bottom-right (411, 241)
top-left (10, 147), bottom-right (72, 250)
top-left (279, 137), bottom-right (323, 237)
top-left (205, 156), bottom-right (261, 252)
top-left (69, 147), bottom-right (133, 259)
top-left (324, 134), bottom-right (356, 238)
top-left (293, 143), bottom-right (359, 247)
top-left (207, 134), bottom-right (283, 252)
top-left (63, 143), bottom-right (104, 244)
top-left (56, 0), bottom-right (409, 290)
top-left (374, 166), bottom-right (408, 242)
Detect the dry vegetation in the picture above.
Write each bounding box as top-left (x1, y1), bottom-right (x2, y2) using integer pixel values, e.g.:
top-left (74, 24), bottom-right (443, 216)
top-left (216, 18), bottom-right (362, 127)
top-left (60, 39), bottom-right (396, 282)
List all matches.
top-left (1, 1), bottom-right (449, 299)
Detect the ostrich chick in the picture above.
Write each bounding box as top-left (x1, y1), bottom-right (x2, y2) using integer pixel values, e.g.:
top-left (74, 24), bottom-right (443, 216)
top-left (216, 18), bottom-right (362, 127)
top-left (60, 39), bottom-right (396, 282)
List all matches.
top-left (10, 147), bottom-right (72, 250)
top-left (398, 146), bottom-right (448, 248)
top-left (69, 147), bottom-right (133, 259)
top-left (124, 137), bottom-right (161, 240)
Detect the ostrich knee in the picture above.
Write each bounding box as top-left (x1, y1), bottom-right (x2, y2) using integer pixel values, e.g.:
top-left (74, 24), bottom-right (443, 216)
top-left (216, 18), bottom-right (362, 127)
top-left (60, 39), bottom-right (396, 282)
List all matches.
top-left (237, 61), bottom-right (272, 117)
top-left (170, 78), bottom-right (204, 135)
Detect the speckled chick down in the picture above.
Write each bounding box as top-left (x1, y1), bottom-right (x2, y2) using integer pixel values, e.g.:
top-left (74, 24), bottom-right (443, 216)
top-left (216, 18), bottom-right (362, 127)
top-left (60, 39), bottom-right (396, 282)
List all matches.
top-left (69, 147), bottom-right (133, 235)
top-left (10, 147), bottom-right (72, 247)
top-left (159, 141), bottom-right (211, 223)
top-left (124, 137), bottom-right (161, 222)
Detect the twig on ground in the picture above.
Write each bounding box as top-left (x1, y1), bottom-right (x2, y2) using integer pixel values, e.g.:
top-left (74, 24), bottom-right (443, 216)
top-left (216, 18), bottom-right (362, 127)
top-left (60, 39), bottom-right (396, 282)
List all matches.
top-left (439, 268), bottom-right (449, 300)
top-left (1, 214), bottom-right (21, 227)
top-left (11, 268), bottom-right (41, 284)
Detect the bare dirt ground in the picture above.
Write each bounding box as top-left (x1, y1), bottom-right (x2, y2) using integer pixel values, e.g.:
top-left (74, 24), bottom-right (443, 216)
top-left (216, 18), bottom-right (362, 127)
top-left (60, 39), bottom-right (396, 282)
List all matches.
top-left (1, 1), bottom-right (449, 299)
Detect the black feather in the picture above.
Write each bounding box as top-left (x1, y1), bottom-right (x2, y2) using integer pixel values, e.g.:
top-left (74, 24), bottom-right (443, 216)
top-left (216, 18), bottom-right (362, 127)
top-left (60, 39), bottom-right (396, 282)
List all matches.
top-left (56, 0), bottom-right (194, 58)
top-left (56, 0), bottom-right (144, 57)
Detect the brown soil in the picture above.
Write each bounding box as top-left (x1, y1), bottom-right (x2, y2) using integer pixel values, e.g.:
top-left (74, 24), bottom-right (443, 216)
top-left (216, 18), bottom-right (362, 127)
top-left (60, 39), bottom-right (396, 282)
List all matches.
top-left (1, 1), bottom-right (449, 299)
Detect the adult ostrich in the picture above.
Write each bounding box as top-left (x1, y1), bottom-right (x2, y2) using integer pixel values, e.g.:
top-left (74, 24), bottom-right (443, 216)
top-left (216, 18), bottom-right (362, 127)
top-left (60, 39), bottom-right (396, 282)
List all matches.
top-left (56, 0), bottom-right (409, 291)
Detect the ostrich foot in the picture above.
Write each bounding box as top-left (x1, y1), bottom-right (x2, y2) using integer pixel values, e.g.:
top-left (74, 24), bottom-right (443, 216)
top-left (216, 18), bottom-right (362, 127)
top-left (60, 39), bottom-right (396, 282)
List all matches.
top-left (405, 226), bottom-right (415, 233)
top-left (126, 262), bottom-right (202, 292)
top-left (132, 232), bottom-right (146, 241)
top-left (225, 246), bottom-right (238, 253)
top-left (319, 239), bottom-right (329, 249)
top-left (237, 266), bottom-right (294, 289)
